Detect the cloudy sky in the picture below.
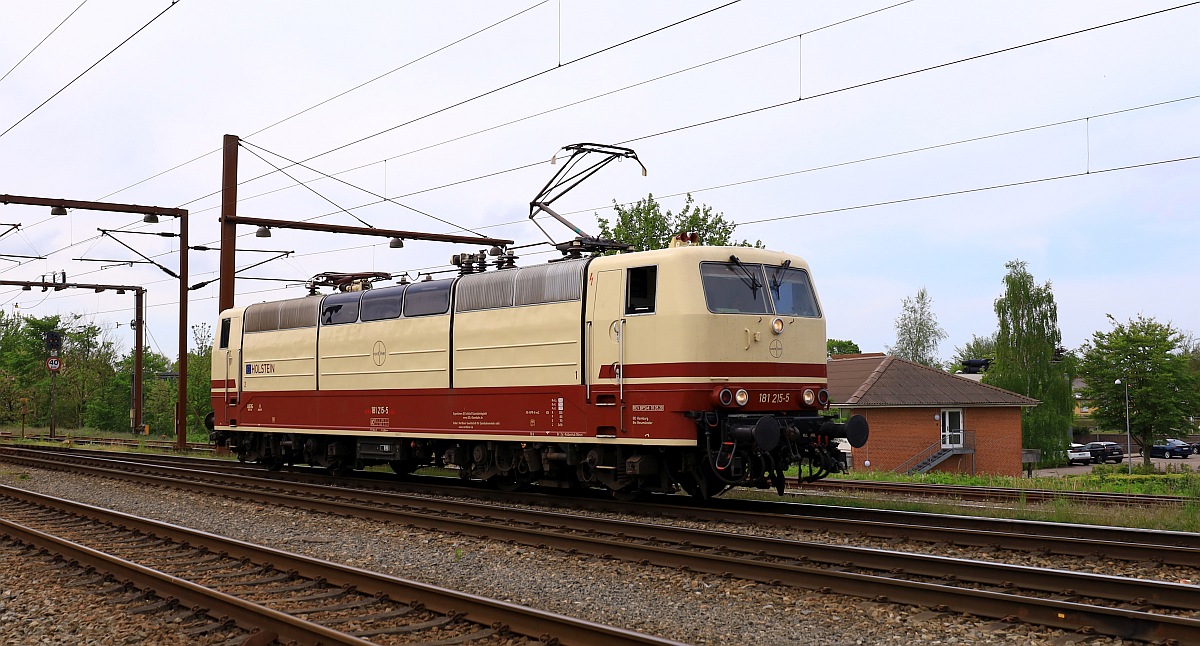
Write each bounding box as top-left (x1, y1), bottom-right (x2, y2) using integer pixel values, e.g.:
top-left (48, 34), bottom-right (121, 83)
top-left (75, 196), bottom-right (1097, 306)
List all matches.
top-left (1, 0), bottom-right (1197, 365)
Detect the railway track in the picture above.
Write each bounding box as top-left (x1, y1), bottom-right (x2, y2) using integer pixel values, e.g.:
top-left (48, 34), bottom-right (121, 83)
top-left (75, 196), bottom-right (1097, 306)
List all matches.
top-left (0, 483), bottom-right (680, 646)
top-left (800, 478), bottom-right (1192, 507)
top-left (12, 445), bottom-right (1199, 562)
top-left (3, 446), bottom-right (1200, 642)
top-left (1, 433), bottom-right (213, 453)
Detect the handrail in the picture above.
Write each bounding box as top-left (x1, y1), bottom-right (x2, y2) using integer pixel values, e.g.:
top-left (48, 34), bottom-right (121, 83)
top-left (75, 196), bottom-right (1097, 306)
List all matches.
top-left (893, 440), bottom-right (943, 474)
top-left (893, 430), bottom-right (976, 474)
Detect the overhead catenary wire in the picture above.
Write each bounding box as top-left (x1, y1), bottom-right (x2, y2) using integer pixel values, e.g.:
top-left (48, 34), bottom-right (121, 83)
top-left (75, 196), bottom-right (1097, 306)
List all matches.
top-left (7, 75), bottom-right (1195, 289)
top-left (4, 2), bottom-right (1195, 329)
top-left (239, 141), bottom-right (487, 237)
top-left (9, 150), bottom-right (1198, 318)
top-left (238, 143), bottom-right (375, 229)
top-left (0, 0), bottom-right (183, 142)
top-left (173, 1), bottom-right (746, 210)
top-left (0, 0), bottom-right (89, 85)
top-left (93, 0), bottom-right (549, 204)
top-left (181, 0), bottom-right (1196, 232)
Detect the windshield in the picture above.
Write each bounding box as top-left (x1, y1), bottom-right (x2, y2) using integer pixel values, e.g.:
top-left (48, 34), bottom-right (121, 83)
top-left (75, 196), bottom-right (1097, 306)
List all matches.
top-left (700, 262), bottom-right (771, 314)
top-left (700, 261), bottom-right (820, 317)
top-left (768, 265), bottom-right (821, 317)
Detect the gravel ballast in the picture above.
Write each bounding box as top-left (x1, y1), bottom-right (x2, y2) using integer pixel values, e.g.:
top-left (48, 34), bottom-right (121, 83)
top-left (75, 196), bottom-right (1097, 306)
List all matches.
top-left (0, 465), bottom-right (1133, 645)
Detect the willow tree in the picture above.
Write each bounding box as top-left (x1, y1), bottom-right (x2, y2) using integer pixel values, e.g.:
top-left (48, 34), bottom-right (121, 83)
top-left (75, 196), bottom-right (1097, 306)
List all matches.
top-left (986, 260), bottom-right (1072, 458)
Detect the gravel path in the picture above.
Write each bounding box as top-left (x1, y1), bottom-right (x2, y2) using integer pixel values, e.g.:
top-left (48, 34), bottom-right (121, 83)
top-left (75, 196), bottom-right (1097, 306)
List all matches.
top-left (0, 464), bottom-right (1132, 645)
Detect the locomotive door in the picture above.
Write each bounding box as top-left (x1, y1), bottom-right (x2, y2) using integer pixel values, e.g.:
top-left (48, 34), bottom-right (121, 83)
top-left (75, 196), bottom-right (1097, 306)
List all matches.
top-left (588, 269), bottom-right (624, 436)
top-left (218, 315), bottom-right (242, 408)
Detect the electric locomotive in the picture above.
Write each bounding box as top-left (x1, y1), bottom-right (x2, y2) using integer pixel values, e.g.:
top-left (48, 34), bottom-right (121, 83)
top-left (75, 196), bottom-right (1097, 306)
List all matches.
top-left (208, 238), bottom-right (867, 499)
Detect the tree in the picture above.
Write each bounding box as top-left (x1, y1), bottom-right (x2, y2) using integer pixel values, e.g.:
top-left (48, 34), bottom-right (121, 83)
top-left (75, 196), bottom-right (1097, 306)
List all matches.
top-left (986, 260), bottom-right (1072, 462)
top-left (1080, 315), bottom-right (1197, 466)
top-left (885, 287), bottom-right (947, 368)
top-left (596, 193), bottom-right (762, 251)
top-left (187, 323), bottom-right (214, 439)
top-left (827, 339), bottom-right (861, 357)
top-left (949, 332), bottom-right (996, 372)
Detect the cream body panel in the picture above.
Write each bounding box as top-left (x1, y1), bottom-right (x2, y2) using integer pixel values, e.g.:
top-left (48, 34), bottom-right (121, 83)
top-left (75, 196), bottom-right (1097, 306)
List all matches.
top-left (454, 301), bottom-right (581, 388)
top-left (212, 307), bottom-right (246, 404)
top-left (242, 327), bottom-right (316, 391)
top-left (319, 315), bottom-right (449, 390)
top-left (587, 246), bottom-right (826, 384)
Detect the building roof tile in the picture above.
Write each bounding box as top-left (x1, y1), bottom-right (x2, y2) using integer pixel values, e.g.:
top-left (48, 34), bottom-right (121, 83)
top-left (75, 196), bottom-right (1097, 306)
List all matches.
top-left (827, 354), bottom-right (1039, 408)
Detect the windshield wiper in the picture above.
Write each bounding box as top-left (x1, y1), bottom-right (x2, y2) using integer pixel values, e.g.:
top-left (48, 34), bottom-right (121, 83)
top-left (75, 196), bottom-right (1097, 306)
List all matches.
top-left (769, 259), bottom-right (791, 296)
top-left (728, 255), bottom-right (762, 296)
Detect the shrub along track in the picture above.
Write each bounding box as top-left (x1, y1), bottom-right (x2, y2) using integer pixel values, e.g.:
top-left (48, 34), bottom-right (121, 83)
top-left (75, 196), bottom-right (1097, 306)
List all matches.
top-left (2, 446), bottom-right (1200, 642)
top-left (0, 483), bottom-right (681, 646)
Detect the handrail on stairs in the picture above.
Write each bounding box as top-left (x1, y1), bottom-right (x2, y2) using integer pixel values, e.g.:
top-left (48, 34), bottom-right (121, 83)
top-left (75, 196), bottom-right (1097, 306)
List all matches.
top-left (893, 430), bottom-right (976, 474)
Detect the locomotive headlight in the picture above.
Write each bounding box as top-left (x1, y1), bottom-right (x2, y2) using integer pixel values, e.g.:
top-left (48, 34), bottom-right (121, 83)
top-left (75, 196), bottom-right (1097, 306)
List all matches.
top-left (803, 388), bottom-right (816, 406)
top-left (735, 389), bottom-right (749, 406)
top-left (770, 317), bottom-right (784, 334)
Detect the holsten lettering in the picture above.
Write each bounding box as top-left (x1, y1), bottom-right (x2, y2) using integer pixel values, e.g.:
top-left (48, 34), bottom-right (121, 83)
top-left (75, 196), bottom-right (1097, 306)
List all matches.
top-left (246, 363), bottom-right (276, 374)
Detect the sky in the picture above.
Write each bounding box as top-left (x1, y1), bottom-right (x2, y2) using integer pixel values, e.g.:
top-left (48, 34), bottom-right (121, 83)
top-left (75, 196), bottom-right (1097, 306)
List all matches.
top-left (1, 0), bottom-right (1197, 366)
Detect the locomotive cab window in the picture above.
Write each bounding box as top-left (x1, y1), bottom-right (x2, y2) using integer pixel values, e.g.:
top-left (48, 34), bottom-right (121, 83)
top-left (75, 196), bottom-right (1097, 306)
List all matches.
top-left (768, 265), bottom-right (821, 318)
top-left (218, 318), bottom-right (231, 349)
top-left (403, 279), bottom-right (452, 317)
top-left (700, 262), bottom-right (771, 314)
top-left (320, 291), bottom-right (361, 325)
top-left (625, 266), bottom-right (657, 314)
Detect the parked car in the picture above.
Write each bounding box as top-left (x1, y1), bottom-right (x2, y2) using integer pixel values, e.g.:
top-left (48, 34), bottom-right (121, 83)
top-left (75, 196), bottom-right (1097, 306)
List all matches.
top-left (1149, 439), bottom-right (1193, 459)
top-left (1067, 443), bottom-right (1092, 466)
top-left (1083, 441), bottom-right (1124, 464)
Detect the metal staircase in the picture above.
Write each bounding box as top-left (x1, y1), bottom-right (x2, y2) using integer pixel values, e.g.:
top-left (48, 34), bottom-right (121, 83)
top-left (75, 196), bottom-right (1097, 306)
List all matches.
top-left (894, 431), bottom-right (976, 474)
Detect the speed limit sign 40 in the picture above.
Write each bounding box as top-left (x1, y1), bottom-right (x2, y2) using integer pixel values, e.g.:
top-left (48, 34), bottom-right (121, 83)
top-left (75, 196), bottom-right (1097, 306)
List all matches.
top-left (46, 357), bottom-right (61, 372)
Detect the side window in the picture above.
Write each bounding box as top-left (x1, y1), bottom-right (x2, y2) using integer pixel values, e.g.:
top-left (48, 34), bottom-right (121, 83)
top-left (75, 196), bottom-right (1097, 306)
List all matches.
top-left (218, 318), bottom-right (231, 349)
top-left (320, 292), bottom-right (361, 325)
top-left (360, 285), bottom-right (405, 321)
top-left (403, 279), bottom-right (452, 317)
top-left (625, 266), bottom-right (657, 314)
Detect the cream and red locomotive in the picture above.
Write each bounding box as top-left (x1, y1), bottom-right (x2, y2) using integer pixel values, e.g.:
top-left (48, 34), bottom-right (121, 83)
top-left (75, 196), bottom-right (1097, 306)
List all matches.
top-left (208, 241), bottom-right (867, 499)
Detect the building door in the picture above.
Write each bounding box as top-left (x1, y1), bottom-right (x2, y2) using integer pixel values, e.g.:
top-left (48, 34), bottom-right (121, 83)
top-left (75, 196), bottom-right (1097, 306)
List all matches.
top-left (941, 409), bottom-right (963, 448)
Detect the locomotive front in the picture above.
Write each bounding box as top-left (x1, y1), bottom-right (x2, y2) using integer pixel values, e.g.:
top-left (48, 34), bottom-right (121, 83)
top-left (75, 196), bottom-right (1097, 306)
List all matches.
top-left (593, 245), bottom-right (868, 497)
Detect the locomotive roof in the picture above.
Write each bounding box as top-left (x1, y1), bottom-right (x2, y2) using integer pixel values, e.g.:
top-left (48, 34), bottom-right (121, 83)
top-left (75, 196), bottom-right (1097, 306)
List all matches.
top-left (216, 245), bottom-right (810, 319)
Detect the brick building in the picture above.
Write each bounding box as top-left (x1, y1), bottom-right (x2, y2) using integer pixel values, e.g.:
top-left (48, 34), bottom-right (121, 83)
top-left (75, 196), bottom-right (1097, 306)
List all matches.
top-left (828, 354), bottom-right (1038, 477)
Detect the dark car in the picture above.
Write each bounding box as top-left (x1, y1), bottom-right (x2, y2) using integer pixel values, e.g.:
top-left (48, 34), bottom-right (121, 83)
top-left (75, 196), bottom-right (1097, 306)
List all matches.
top-left (1149, 439), bottom-right (1193, 459)
top-left (1083, 441), bottom-right (1124, 464)
top-left (1067, 443), bottom-right (1092, 466)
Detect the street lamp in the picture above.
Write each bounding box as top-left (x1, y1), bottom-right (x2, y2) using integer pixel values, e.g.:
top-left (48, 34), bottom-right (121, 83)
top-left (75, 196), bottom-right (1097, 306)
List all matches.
top-left (1115, 378), bottom-right (1131, 474)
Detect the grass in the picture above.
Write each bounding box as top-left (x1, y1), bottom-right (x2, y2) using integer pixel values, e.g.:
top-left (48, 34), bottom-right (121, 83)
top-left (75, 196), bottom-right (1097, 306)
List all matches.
top-left (763, 462), bottom-right (1200, 533)
top-left (823, 461), bottom-right (1200, 497)
top-left (0, 425), bottom-right (226, 460)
